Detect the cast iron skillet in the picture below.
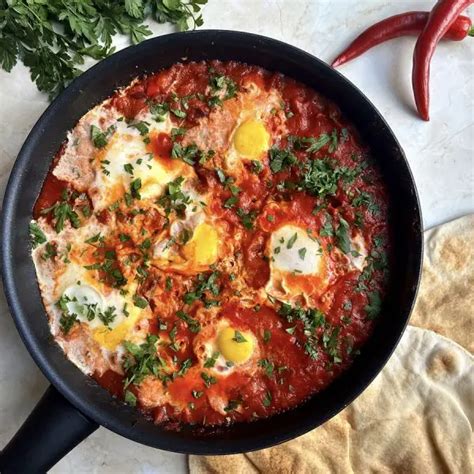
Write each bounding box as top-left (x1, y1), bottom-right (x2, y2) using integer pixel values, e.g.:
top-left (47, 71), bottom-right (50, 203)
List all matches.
top-left (0, 30), bottom-right (422, 473)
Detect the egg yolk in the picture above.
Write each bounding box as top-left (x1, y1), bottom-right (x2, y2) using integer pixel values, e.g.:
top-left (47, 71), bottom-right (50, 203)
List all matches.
top-left (233, 119), bottom-right (269, 159)
top-left (217, 327), bottom-right (254, 364)
top-left (92, 298), bottom-right (142, 350)
top-left (182, 222), bottom-right (219, 266)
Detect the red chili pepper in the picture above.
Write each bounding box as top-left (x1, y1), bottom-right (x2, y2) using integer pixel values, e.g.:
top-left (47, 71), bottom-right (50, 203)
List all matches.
top-left (332, 12), bottom-right (473, 68)
top-left (413, 0), bottom-right (474, 121)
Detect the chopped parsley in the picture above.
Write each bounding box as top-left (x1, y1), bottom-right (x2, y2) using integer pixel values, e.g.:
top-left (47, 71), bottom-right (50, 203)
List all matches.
top-left (322, 326), bottom-right (342, 363)
top-left (90, 124), bottom-right (115, 148)
top-left (200, 371), bottom-right (217, 388)
top-left (204, 351), bottom-right (219, 368)
top-left (84, 249), bottom-right (126, 288)
top-left (56, 293), bottom-right (78, 334)
top-left (176, 310), bottom-right (201, 333)
top-left (258, 359), bottom-right (274, 377)
top-left (286, 232), bottom-right (298, 249)
top-left (130, 178), bottom-right (142, 200)
top-left (236, 208), bottom-right (257, 229)
top-left (251, 160), bottom-right (264, 174)
top-left (171, 142), bottom-right (200, 165)
top-left (98, 306), bottom-right (117, 326)
top-left (29, 222), bottom-right (46, 248)
top-left (224, 399), bottom-right (241, 412)
top-left (169, 106), bottom-right (186, 118)
top-left (208, 70), bottom-right (237, 106)
top-left (365, 291), bottom-right (382, 320)
top-left (183, 271), bottom-right (220, 305)
top-left (133, 295), bottom-right (148, 309)
top-left (278, 302), bottom-right (326, 359)
top-left (123, 335), bottom-right (166, 388)
top-left (352, 191), bottom-right (380, 215)
top-left (262, 391), bottom-right (272, 407)
top-left (232, 330), bottom-right (247, 343)
top-left (335, 216), bottom-right (351, 254)
top-left (124, 390), bottom-right (137, 407)
top-left (128, 120), bottom-right (150, 136)
top-left (269, 146), bottom-right (297, 173)
top-left (123, 163), bottom-right (134, 175)
top-left (157, 176), bottom-right (191, 217)
top-left (40, 189), bottom-right (80, 233)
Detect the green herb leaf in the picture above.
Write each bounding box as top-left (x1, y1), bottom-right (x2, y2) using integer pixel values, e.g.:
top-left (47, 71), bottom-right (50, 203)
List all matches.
top-left (133, 295), bottom-right (148, 309)
top-left (232, 330), bottom-right (247, 343)
top-left (269, 146), bottom-right (297, 173)
top-left (365, 291), bottom-right (382, 320)
top-left (29, 222), bottom-right (47, 248)
top-left (91, 125), bottom-right (115, 148)
top-left (124, 390), bottom-right (137, 406)
top-left (176, 310), bottom-right (201, 333)
top-left (200, 371), bottom-right (217, 388)
top-left (335, 216), bottom-right (351, 254)
top-left (204, 351), bottom-right (220, 368)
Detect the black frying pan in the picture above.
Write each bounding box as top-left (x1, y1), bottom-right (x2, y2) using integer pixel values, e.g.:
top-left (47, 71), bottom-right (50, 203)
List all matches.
top-left (0, 30), bottom-right (423, 473)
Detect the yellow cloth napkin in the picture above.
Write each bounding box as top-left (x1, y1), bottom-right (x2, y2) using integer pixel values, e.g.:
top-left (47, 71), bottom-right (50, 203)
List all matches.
top-left (189, 215), bottom-right (474, 474)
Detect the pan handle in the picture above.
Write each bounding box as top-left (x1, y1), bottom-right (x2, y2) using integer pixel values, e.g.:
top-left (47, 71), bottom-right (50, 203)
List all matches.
top-left (0, 385), bottom-right (98, 473)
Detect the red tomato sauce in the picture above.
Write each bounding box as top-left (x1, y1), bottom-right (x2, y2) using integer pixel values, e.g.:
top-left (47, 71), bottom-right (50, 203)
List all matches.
top-left (35, 60), bottom-right (391, 430)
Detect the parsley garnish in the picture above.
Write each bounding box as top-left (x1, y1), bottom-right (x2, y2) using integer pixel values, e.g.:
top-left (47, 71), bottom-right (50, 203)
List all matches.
top-left (278, 302), bottom-right (326, 359)
top-left (258, 359), bottom-right (274, 377)
top-left (208, 70), bottom-right (237, 106)
top-left (124, 390), bottom-right (137, 407)
top-left (286, 232), bottom-right (298, 249)
top-left (40, 189), bottom-right (80, 233)
top-left (90, 125), bottom-right (115, 148)
top-left (269, 146), bottom-right (297, 173)
top-left (335, 216), bottom-right (351, 254)
top-left (176, 310), bottom-right (201, 333)
top-left (262, 391), bottom-right (272, 407)
top-left (133, 295), bottom-right (148, 309)
top-left (204, 351), bottom-right (220, 368)
top-left (123, 335), bottom-right (167, 388)
top-left (158, 176), bottom-right (191, 217)
top-left (251, 160), bottom-right (264, 174)
top-left (183, 271), bottom-right (220, 305)
top-left (171, 143), bottom-right (200, 165)
top-left (200, 371), bottom-right (217, 388)
top-left (124, 163), bottom-right (134, 175)
top-left (29, 222), bottom-right (46, 248)
top-left (98, 306), bottom-right (117, 326)
top-left (224, 399), bottom-right (241, 412)
top-left (236, 208), bottom-right (257, 229)
top-left (130, 178), bottom-right (142, 200)
top-left (352, 191), bottom-right (380, 215)
top-left (56, 293), bottom-right (77, 334)
top-left (232, 330), bottom-right (247, 343)
top-left (365, 291), bottom-right (382, 320)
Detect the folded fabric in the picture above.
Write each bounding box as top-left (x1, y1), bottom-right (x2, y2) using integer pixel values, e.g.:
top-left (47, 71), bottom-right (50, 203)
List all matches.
top-left (189, 215), bottom-right (474, 474)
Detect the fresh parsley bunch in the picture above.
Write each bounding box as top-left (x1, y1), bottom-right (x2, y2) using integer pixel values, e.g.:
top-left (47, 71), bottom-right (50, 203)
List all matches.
top-left (0, 0), bottom-right (207, 98)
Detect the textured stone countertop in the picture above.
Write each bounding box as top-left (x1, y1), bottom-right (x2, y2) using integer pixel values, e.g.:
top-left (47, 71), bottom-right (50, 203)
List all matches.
top-left (0, 1), bottom-right (472, 472)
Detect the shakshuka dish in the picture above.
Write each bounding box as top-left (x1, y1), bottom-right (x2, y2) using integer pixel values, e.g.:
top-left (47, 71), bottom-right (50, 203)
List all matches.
top-left (29, 61), bottom-right (391, 428)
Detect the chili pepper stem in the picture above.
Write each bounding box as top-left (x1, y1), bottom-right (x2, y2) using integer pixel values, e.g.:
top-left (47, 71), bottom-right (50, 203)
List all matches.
top-left (469, 26), bottom-right (474, 36)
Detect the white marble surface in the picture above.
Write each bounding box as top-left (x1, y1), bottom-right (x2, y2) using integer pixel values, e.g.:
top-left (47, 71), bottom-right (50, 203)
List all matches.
top-left (0, 1), bottom-right (472, 472)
